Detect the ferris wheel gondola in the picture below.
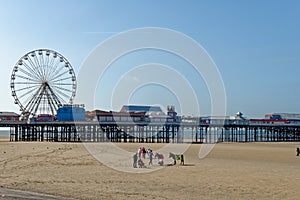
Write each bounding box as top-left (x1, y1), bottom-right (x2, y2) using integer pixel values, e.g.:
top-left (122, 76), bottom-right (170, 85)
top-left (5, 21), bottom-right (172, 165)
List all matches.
top-left (10, 49), bottom-right (76, 118)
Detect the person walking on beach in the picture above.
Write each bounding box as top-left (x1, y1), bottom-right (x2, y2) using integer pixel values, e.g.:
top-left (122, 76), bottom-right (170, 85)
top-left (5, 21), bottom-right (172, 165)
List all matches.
top-left (138, 147), bottom-right (142, 158)
top-left (142, 147), bottom-right (146, 159)
top-left (133, 153), bottom-right (138, 168)
top-left (296, 147), bottom-right (300, 156)
top-left (148, 149), bottom-right (153, 166)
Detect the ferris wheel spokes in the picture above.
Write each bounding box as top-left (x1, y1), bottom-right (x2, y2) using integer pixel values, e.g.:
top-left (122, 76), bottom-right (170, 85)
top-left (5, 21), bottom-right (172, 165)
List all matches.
top-left (11, 49), bottom-right (76, 117)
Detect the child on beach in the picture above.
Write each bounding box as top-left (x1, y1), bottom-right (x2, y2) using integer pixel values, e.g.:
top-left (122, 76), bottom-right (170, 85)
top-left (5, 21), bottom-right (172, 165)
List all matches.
top-left (155, 153), bottom-right (164, 166)
top-left (138, 158), bottom-right (145, 168)
top-left (148, 149), bottom-right (153, 166)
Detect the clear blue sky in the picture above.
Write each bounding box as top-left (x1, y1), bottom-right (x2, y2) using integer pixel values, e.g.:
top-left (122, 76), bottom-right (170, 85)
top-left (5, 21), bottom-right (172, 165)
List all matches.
top-left (0, 0), bottom-right (299, 118)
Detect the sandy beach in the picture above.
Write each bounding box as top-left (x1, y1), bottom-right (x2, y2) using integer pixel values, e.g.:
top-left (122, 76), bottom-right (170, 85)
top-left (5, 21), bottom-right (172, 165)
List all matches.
top-left (0, 135), bottom-right (300, 199)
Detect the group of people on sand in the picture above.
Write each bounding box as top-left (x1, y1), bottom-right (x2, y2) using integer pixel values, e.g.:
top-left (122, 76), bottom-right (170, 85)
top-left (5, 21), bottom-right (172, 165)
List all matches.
top-left (133, 147), bottom-right (163, 168)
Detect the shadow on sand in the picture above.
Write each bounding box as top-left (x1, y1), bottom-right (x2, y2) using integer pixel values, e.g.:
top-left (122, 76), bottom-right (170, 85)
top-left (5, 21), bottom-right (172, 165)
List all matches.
top-left (166, 163), bottom-right (195, 167)
top-left (181, 163), bottom-right (195, 166)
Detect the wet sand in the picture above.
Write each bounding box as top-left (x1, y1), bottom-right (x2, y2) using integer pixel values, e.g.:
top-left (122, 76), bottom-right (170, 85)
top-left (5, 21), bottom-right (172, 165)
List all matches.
top-left (0, 139), bottom-right (300, 199)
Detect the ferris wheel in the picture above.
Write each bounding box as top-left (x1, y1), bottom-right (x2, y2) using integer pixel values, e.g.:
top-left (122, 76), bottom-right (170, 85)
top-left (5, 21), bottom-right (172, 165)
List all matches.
top-left (10, 49), bottom-right (76, 117)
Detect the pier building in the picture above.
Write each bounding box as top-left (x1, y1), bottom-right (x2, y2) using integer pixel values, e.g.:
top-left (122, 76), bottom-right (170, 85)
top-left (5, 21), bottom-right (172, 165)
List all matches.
top-left (0, 112), bottom-right (19, 121)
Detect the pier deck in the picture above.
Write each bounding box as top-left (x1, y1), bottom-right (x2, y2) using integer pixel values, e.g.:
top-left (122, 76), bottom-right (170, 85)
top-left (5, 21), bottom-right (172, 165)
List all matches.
top-left (1, 121), bottom-right (300, 143)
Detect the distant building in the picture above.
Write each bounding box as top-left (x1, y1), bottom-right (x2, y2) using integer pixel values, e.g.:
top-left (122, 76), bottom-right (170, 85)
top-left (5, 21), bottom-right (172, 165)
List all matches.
top-left (260, 113), bottom-right (300, 125)
top-left (57, 104), bottom-right (85, 121)
top-left (0, 112), bottom-right (19, 121)
top-left (36, 114), bottom-right (55, 122)
top-left (166, 105), bottom-right (180, 122)
top-left (273, 113), bottom-right (300, 120)
top-left (91, 110), bottom-right (147, 122)
top-left (120, 105), bottom-right (163, 113)
top-left (167, 105), bottom-right (177, 118)
top-left (200, 112), bottom-right (248, 125)
top-left (89, 105), bottom-right (179, 123)
top-left (265, 114), bottom-right (282, 120)
top-left (121, 105), bottom-right (168, 122)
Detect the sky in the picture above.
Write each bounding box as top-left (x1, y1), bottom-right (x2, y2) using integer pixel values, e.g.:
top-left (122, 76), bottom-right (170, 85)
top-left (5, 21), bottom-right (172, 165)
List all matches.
top-left (0, 0), bottom-right (300, 118)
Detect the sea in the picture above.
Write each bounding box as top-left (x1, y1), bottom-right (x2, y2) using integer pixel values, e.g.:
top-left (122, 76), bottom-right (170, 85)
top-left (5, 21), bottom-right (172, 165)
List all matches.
top-left (0, 128), bottom-right (10, 136)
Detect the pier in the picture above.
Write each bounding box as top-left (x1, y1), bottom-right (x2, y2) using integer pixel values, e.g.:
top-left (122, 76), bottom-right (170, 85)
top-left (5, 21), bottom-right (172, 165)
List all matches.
top-left (2, 121), bottom-right (300, 143)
